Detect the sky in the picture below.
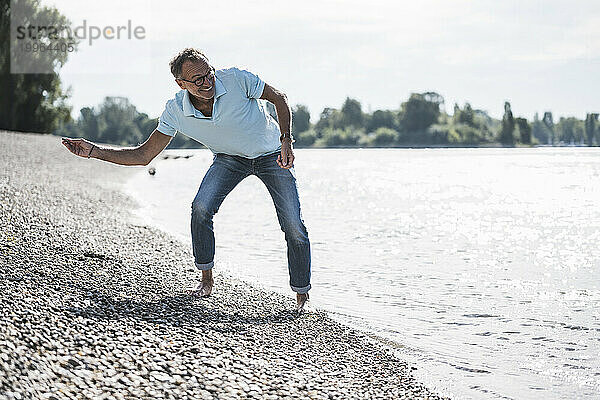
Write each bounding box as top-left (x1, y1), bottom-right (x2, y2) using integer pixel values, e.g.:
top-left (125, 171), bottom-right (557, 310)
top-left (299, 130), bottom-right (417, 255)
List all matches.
top-left (45, 0), bottom-right (600, 122)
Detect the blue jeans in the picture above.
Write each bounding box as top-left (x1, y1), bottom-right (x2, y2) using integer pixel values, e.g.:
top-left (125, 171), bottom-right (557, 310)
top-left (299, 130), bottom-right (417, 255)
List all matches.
top-left (190, 151), bottom-right (311, 294)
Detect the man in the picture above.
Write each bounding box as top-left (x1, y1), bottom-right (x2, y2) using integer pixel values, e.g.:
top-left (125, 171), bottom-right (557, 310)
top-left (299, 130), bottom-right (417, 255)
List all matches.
top-left (62, 48), bottom-right (311, 313)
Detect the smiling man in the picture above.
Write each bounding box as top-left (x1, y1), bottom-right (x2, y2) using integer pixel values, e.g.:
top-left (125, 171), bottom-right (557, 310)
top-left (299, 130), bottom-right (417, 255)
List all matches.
top-left (62, 48), bottom-right (311, 313)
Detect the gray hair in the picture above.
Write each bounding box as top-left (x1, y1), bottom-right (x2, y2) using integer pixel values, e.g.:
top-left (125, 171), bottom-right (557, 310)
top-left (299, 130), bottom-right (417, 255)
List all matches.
top-left (169, 48), bottom-right (209, 78)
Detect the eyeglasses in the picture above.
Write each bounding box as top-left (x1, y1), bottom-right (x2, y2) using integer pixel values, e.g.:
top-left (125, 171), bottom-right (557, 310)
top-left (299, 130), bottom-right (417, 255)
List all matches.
top-left (177, 66), bottom-right (215, 87)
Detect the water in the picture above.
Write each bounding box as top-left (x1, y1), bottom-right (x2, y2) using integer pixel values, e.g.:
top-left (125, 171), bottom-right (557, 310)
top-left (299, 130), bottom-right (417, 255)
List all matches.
top-left (125, 148), bottom-right (600, 399)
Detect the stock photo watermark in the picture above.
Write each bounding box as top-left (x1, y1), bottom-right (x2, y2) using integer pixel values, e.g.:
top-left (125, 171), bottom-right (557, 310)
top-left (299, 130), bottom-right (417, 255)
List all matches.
top-left (15, 20), bottom-right (145, 46)
top-left (10, 0), bottom-right (147, 73)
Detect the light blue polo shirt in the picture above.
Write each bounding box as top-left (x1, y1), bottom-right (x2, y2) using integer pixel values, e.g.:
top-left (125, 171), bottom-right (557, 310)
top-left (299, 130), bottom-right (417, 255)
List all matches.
top-left (157, 67), bottom-right (282, 158)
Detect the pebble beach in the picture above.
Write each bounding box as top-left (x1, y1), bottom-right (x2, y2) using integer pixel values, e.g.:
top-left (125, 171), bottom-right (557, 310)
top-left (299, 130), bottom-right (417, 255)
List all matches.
top-left (0, 131), bottom-right (447, 400)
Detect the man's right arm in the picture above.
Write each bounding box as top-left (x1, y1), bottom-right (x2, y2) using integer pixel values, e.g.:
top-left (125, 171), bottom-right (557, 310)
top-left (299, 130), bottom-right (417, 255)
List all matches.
top-left (62, 129), bottom-right (173, 166)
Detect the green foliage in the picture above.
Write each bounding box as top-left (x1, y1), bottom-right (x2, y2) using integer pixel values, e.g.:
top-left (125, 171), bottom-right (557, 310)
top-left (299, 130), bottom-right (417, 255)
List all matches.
top-left (585, 113), bottom-right (598, 146)
top-left (455, 124), bottom-right (485, 145)
top-left (366, 110), bottom-right (397, 132)
top-left (399, 92), bottom-right (444, 136)
top-left (96, 97), bottom-right (143, 145)
top-left (58, 91), bottom-right (596, 149)
top-left (429, 123), bottom-right (485, 145)
top-left (314, 127), bottom-right (362, 147)
top-left (453, 103), bottom-right (474, 126)
top-left (292, 104), bottom-right (310, 134)
top-left (427, 105), bottom-right (496, 146)
top-left (0, 0), bottom-right (77, 133)
top-left (532, 113), bottom-right (550, 144)
top-left (499, 101), bottom-right (515, 146)
top-left (542, 112), bottom-right (555, 144)
top-left (426, 123), bottom-right (451, 144)
top-left (515, 117), bottom-right (531, 145)
top-left (314, 107), bottom-right (342, 136)
top-left (358, 127), bottom-right (399, 147)
top-left (473, 110), bottom-right (498, 142)
top-left (45, 63), bottom-right (596, 149)
top-left (340, 97), bottom-right (364, 128)
top-left (294, 129), bottom-right (317, 148)
top-left (555, 117), bottom-right (584, 144)
top-left (312, 98), bottom-right (364, 137)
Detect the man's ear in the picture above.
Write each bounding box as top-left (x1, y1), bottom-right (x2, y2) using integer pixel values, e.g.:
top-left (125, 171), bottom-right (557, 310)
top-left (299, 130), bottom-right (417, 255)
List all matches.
top-left (175, 79), bottom-right (186, 90)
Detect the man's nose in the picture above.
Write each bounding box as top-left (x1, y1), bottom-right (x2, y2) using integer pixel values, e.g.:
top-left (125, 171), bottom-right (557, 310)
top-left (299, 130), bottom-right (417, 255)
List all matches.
top-left (201, 77), bottom-right (213, 88)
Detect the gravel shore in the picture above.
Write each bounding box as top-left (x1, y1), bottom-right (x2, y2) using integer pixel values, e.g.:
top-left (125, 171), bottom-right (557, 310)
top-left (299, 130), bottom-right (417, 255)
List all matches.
top-left (0, 131), bottom-right (448, 400)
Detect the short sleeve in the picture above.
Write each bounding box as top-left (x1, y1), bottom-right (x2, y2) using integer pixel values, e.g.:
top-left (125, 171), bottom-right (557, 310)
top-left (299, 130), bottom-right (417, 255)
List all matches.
top-left (234, 68), bottom-right (265, 99)
top-left (157, 102), bottom-right (178, 137)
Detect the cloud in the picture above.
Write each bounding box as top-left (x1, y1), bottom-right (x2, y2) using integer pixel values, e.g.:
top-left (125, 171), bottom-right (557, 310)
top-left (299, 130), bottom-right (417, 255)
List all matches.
top-left (49, 0), bottom-right (600, 120)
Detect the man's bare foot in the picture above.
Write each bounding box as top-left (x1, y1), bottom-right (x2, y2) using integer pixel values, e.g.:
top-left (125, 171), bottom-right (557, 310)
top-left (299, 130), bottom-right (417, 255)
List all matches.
top-left (187, 270), bottom-right (214, 297)
top-left (296, 292), bottom-right (310, 314)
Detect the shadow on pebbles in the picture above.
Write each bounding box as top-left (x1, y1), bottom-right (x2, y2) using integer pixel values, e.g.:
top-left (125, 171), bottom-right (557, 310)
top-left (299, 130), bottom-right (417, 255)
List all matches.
top-left (0, 131), bottom-right (448, 399)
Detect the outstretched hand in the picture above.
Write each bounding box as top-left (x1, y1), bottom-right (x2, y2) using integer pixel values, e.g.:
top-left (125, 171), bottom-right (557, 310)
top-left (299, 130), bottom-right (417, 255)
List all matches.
top-left (62, 137), bottom-right (95, 158)
top-left (277, 141), bottom-right (294, 169)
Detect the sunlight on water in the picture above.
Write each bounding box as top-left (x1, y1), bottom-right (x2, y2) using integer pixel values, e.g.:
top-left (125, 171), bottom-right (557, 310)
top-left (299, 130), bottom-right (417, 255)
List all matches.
top-left (126, 148), bottom-right (600, 400)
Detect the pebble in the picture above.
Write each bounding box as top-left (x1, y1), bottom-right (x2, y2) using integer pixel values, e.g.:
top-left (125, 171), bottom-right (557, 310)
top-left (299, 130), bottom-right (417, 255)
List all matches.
top-left (0, 132), bottom-right (448, 399)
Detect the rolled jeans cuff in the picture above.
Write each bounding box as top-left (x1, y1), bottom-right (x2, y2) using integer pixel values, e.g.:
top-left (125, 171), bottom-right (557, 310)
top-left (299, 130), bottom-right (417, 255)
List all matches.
top-left (195, 260), bottom-right (214, 271)
top-left (291, 283), bottom-right (311, 294)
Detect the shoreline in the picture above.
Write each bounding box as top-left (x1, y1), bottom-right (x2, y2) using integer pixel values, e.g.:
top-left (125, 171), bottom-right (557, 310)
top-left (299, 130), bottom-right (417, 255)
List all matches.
top-left (0, 131), bottom-right (448, 399)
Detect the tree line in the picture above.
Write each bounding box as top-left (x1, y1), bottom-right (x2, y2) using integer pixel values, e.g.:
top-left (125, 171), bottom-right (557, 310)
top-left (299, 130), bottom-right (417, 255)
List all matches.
top-left (51, 94), bottom-right (600, 149)
top-left (2, 0), bottom-right (598, 148)
top-left (289, 95), bottom-right (600, 148)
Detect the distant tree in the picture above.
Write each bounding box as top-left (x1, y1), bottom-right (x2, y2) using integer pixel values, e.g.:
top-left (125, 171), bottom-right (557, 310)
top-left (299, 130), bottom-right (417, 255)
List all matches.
top-left (340, 97), bottom-right (364, 128)
top-left (366, 110), bottom-right (397, 132)
top-left (556, 117), bottom-right (584, 144)
top-left (426, 105), bottom-right (496, 146)
top-left (135, 112), bottom-right (158, 136)
top-left (314, 107), bottom-right (343, 136)
top-left (314, 127), bottom-right (362, 147)
top-left (515, 117), bottom-right (531, 145)
top-left (429, 122), bottom-right (482, 145)
top-left (532, 113), bottom-right (548, 144)
top-left (0, 0), bottom-right (78, 132)
top-left (473, 109), bottom-right (498, 142)
top-left (452, 104), bottom-right (460, 122)
top-left (542, 112), bottom-right (555, 145)
top-left (95, 97), bottom-right (143, 145)
top-left (399, 92), bottom-right (444, 143)
top-left (427, 123), bottom-right (452, 144)
top-left (500, 102), bottom-right (515, 146)
top-left (585, 113), bottom-right (598, 146)
top-left (292, 104), bottom-right (311, 134)
top-left (453, 102), bottom-right (475, 127)
top-left (78, 107), bottom-right (100, 140)
top-left (456, 124), bottom-right (485, 145)
top-left (359, 127), bottom-right (399, 147)
top-left (294, 129), bottom-right (317, 147)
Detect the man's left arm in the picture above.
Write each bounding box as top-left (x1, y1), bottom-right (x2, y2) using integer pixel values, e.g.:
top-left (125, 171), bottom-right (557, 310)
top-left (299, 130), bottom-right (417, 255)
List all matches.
top-left (260, 83), bottom-right (294, 169)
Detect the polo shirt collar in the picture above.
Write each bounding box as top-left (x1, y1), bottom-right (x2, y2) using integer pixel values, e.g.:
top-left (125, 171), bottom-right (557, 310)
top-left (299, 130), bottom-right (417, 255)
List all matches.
top-left (182, 76), bottom-right (227, 118)
top-left (215, 75), bottom-right (227, 99)
top-left (182, 90), bottom-right (196, 117)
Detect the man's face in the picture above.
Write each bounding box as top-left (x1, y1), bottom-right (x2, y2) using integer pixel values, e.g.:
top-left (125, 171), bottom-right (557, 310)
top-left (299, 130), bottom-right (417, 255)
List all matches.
top-left (176, 59), bottom-right (215, 101)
